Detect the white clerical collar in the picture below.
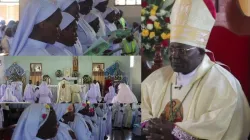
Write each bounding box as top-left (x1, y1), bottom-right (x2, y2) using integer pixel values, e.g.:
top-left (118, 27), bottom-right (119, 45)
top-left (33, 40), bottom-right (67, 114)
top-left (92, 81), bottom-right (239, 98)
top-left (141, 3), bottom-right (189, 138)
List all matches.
top-left (26, 38), bottom-right (47, 49)
top-left (176, 67), bottom-right (198, 86)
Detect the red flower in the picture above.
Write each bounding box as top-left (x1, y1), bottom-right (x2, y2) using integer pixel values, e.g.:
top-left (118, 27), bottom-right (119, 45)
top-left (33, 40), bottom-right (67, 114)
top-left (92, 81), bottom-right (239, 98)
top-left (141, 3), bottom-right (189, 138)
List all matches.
top-left (89, 108), bottom-right (94, 112)
top-left (82, 103), bottom-right (86, 107)
top-left (42, 114), bottom-right (47, 119)
top-left (161, 40), bottom-right (169, 47)
top-left (146, 19), bottom-right (153, 24)
top-left (165, 17), bottom-right (170, 23)
top-left (141, 1), bottom-right (148, 8)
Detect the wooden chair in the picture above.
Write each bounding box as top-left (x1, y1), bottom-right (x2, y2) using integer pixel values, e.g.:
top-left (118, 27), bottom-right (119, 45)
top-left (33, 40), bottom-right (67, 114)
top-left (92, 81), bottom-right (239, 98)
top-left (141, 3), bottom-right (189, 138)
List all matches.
top-left (206, 26), bottom-right (250, 102)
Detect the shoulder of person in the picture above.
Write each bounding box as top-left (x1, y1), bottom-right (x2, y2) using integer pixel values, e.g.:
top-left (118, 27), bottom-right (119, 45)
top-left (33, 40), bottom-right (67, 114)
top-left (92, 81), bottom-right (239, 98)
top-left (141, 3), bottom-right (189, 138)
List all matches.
top-left (142, 65), bottom-right (173, 87)
top-left (205, 63), bottom-right (243, 96)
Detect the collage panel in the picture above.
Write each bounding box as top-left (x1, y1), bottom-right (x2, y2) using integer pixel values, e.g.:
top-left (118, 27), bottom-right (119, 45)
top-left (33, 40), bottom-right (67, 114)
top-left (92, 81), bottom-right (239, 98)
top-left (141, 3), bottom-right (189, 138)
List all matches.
top-left (0, 56), bottom-right (141, 104)
top-left (140, 0), bottom-right (250, 140)
top-left (0, 0), bottom-right (141, 56)
top-left (0, 103), bottom-right (141, 140)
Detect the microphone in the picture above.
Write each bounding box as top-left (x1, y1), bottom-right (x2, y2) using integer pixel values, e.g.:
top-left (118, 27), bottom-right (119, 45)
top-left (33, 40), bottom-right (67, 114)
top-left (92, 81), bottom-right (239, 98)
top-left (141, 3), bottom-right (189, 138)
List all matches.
top-left (174, 85), bottom-right (182, 90)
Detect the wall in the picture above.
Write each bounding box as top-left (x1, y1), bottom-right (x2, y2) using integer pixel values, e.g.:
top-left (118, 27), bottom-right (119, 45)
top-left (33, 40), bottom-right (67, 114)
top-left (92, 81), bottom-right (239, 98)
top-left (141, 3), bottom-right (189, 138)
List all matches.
top-left (130, 56), bottom-right (141, 101)
top-left (4, 56), bottom-right (131, 84)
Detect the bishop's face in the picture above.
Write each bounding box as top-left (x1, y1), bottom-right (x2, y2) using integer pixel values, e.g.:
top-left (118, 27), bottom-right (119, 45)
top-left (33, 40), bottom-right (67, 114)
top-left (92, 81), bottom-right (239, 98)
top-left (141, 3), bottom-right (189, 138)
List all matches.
top-left (168, 42), bottom-right (205, 74)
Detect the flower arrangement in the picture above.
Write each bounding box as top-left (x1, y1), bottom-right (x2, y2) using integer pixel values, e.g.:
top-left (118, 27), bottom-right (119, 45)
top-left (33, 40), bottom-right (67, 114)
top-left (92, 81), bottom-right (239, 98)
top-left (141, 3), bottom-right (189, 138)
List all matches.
top-left (82, 75), bottom-right (92, 84)
top-left (55, 70), bottom-right (63, 77)
top-left (72, 71), bottom-right (79, 77)
top-left (141, 0), bottom-right (174, 52)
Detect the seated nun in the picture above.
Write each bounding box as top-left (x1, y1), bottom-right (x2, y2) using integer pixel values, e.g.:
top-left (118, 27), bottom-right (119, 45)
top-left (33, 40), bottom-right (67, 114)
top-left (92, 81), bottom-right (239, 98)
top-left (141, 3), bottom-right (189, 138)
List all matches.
top-left (10, 0), bottom-right (62, 56)
top-left (56, 0), bottom-right (83, 56)
top-left (102, 7), bottom-right (124, 55)
top-left (52, 104), bottom-right (76, 140)
top-left (112, 83), bottom-right (138, 104)
top-left (83, 12), bottom-right (100, 36)
top-left (69, 104), bottom-right (92, 140)
top-left (46, 12), bottom-right (76, 56)
top-left (77, 104), bottom-right (96, 140)
top-left (91, 0), bottom-right (109, 37)
top-left (77, 0), bottom-right (97, 53)
top-left (12, 104), bottom-right (58, 140)
top-left (101, 7), bottom-right (117, 35)
top-left (0, 86), bottom-right (19, 102)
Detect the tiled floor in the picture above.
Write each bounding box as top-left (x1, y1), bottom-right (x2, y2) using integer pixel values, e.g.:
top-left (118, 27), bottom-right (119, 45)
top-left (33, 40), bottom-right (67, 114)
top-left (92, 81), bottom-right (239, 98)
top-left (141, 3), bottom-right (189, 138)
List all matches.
top-left (108, 129), bottom-right (144, 140)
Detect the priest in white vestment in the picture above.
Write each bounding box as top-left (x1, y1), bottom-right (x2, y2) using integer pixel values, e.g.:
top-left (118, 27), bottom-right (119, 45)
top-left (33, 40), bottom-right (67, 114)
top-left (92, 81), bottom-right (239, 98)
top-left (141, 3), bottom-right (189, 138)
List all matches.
top-left (71, 80), bottom-right (82, 103)
top-left (141, 0), bottom-right (250, 139)
top-left (57, 79), bottom-right (71, 103)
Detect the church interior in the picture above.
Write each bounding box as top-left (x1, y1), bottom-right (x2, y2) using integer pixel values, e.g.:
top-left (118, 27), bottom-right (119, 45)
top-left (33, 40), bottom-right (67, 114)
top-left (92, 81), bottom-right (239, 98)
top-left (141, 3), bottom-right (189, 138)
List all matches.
top-left (0, 56), bottom-right (141, 103)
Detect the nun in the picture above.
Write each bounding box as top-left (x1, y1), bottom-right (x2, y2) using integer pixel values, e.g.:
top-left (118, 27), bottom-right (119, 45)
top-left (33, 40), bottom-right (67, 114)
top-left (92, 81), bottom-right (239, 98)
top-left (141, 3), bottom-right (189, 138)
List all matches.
top-left (35, 81), bottom-right (53, 103)
top-left (55, 0), bottom-right (83, 56)
top-left (106, 103), bottom-right (113, 137)
top-left (113, 103), bottom-right (125, 128)
top-left (77, 104), bottom-right (96, 140)
top-left (0, 84), bottom-right (6, 99)
top-left (12, 104), bottom-right (58, 140)
top-left (102, 7), bottom-right (123, 56)
top-left (0, 85), bottom-right (19, 102)
top-left (91, 0), bottom-right (109, 37)
top-left (23, 82), bottom-right (36, 103)
top-left (95, 103), bottom-right (108, 140)
top-left (93, 80), bottom-right (102, 102)
top-left (101, 7), bottom-right (117, 35)
top-left (77, 0), bottom-right (98, 53)
top-left (52, 104), bottom-right (76, 140)
top-left (84, 13), bottom-right (100, 35)
top-left (123, 103), bottom-right (133, 128)
top-left (10, 0), bottom-right (62, 56)
top-left (69, 104), bottom-right (92, 140)
top-left (46, 12), bottom-right (76, 56)
top-left (112, 83), bottom-right (138, 104)
top-left (11, 82), bottom-right (23, 102)
top-left (104, 86), bottom-right (116, 103)
top-left (86, 83), bottom-right (99, 104)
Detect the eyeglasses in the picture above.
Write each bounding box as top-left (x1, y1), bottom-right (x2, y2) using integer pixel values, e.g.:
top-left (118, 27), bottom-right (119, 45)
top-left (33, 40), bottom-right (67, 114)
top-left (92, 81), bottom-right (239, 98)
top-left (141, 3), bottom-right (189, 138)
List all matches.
top-left (167, 47), bottom-right (196, 56)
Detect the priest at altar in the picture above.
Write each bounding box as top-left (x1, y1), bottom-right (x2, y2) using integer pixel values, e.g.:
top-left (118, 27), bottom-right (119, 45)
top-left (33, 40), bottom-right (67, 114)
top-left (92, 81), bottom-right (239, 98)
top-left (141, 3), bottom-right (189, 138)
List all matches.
top-left (57, 78), bottom-right (72, 103)
top-left (141, 0), bottom-right (250, 140)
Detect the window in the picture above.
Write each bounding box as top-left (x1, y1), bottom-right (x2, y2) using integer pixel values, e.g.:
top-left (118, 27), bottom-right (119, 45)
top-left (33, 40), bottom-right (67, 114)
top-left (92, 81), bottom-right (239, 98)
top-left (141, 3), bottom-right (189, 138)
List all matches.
top-left (0, 0), bottom-right (19, 23)
top-left (115, 0), bottom-right (141, 6)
